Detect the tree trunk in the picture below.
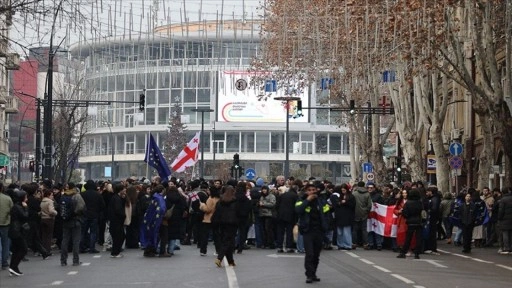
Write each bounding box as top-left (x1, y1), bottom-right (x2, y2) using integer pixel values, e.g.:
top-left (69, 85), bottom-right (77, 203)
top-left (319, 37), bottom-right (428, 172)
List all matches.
top-left (477, 112), bottom-right (494, 189)
top-left (493, 103), bottom-right (512, 188)
top-left (399, 129), bottom-right (425, 182)
top-left (430, 124), bottom-right (450, 194)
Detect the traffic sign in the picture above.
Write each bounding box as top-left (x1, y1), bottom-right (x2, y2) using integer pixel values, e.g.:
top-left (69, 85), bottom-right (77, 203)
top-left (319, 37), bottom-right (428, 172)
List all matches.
top-left (366, 172), bottom-right (375, 181)
top-left (449, 156), bottom-right (463, 169)
top-left (235, 79), bottom-right (248, 91)
top-left (362, 162), bottom-right (373, 173)
top-left (245, 168), bottom-right (256, 180)
top-left (449, 142), bottom-right (463, 156)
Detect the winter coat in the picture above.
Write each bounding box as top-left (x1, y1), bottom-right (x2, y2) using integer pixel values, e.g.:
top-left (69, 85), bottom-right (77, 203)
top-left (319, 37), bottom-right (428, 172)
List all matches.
top-left (40, 197), bottom-right (58, 219)
top-left (108, 194), bottom-right (126, 225)
top-left (0, 192), bottom-right (13, 226)
top-left (353, 187), bottom-right (372, 221)
top-left (62, 188), bottom-right (86, 221)
top-left (276, 190), bottom-right (299, 223)
top-left (330, 193), bottom-right (356, 227)
top-left (81, 188), bottom-right (106, 219)
top-left (424, 194), bottom-right (441, 223)
top-left (213, 199), bottom-right (239, 226)
top-left (235, 192), bottom-right (253, 222)
top-left (8, 203), bottom-right (29, 239)
top-left (460, 201), bottom-right (476, 226)
top-left (498, 194), bottom-right (512, 230)
top-left (259, 192), bottom-right (276, 218)
top-left (167, 192), bottom-right (188, 240)
top-left (439, 193), bottom-right (453, 219)
top-left (402, 199), bottom-right (423, 227)
top-left (200, 197), bottom-right (220, 223)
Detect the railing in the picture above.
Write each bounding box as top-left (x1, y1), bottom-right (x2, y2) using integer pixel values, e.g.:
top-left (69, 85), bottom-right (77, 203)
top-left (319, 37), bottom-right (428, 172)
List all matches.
top-left (4, 96), bottom-right (19, 114)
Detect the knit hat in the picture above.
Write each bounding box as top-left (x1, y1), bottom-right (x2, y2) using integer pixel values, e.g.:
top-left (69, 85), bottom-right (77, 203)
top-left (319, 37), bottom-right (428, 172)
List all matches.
top-left (256, 178), bottom-right (265, 187)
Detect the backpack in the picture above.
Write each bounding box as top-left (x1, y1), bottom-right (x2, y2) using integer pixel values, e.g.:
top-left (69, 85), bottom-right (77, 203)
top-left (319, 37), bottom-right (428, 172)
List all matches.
top-left (60, 194), bottom-right (76, 221)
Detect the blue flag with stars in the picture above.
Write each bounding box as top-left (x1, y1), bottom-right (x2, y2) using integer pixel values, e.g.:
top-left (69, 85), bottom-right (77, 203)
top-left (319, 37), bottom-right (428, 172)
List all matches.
top-left (144, 133), bottom-right (172, 180)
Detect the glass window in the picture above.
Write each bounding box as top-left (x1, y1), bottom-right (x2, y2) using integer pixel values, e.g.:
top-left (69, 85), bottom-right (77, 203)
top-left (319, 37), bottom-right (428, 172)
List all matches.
top-left (288, 133), bottom-right (299, 152)
top-left (342, 133), bottom-right (350, 154)
top-left (256, 132), bottom-right (269, 153)
top-left (158, 89), bottom-right (170, 104)
top-left (183, 107), bottom-right (197, 123)
top-left (202, 133), bottom-right (211, 153)
top-left (145, 108), bottom-right (156, 125)
top-left (226, 132), bottom-right (239, 152)
top-left (116, 135), bottom-right (124, 154)
top-left (271, 132), bottom-right (284, 153)
top-left (184, 72), bottom-right (196, 88)
top-left (315, 133), bottom-right (328, 154)
top-left (329, 134), bottom-right (341, 154)
top-left (197, 89), bottom-right (210, 102)
top-left (126, 74), bottom-right (135, 90)
top-left (146, 73), bottom-right (157, 89)
top-left (241, 132), bottom-right (255, 153)
top-left (136, 133), bottom-right (146, 154)
top-left (146, 90), bottom-right (156, 105)
top-left (316, 109), bottom-right (328, 125)
top-left (301, 132), bottom-right (313, 142)
top-left (183, 89), bottom-right (196, 103)
top-left (171, 71), bottom-right (182, 88)
top-left (197, 71), bottom-right (210, 87)
top-left (116, 75), bottom-right (125, 90)
top-left (159, 73), bottom-right (169, 88)
top-left (171, 89), bottom-right (182, 103)
top-left (136, 73), bottom-right (145, 90)
top-left (158, 107), bottom-right (169, 125)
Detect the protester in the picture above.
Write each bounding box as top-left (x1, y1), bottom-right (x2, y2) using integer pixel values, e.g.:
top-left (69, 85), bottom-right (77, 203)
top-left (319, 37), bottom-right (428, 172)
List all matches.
top-left (8, 189), bottom-right (30, 276)
top-left (396, 189), bottom-right (423, 259)
top-left (0, 183), bottom-right (13, 270)
top-left (40, 189), bottom-right (57, 255)
top-left (213, 185), bottom-right (239, 267)
top-left (60, 183), bottom-right (86, 266)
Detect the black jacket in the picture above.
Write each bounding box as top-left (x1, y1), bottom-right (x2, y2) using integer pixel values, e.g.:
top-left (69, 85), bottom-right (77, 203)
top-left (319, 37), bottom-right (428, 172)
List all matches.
top-left (108, 194), bottom-right (126, 225)
top-left (498, 194), bottom-right (512, 230)
top-left (276, 190), bottom-right (299, 223)
top-left (9, 203), bottom-right (29, 239)
top-left (402, 199), bottom-right (423, 226)
top-left (213, 199), bottom-right (238, 225)
top-left (81, 189), bottom-right (106, 219)
top-left (330, 193), bottom-right (356, 227)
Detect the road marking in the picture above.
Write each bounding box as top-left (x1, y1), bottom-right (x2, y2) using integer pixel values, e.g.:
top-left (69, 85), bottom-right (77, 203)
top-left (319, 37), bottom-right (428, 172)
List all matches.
top-left (266, 253), bottom-right (304, 258)
top-left (471, 258), bottom-right (493, 263)
top-left (93, 255), bottom-right (101, 258)
top-left (345, 251), bottom-right (359, 258)
top-left (373, 265), bottom-right (391, 273)
top-left (359, 258), bottom-right (374, 265)
top-left (67, 271), bottom-right (78, 275)
top-left (450, 253), bottom-right (471, 259)
top-left (416, 259), bottom-right (448, 268)
top-left (391, 274), bottom-right (415, 284)
top-left (50, 281), bottom-right (63, 286)
top-left (496, 264), bottom-right (512, 271)
top-left (223, 258), bottom-right (239, 288)
top-left (413, 286), bottom-right (426, 288)
top-left (82, 262), bottom-right (91, 266)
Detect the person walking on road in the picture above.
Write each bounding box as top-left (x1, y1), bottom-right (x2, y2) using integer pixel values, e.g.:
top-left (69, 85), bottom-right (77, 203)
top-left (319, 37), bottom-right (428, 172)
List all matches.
top-left (296, 183), bottom-right (331, 284)
top-left (213, 185), bottom-right (239, 268)
top-left (498, 187), bottom-right (512, 254)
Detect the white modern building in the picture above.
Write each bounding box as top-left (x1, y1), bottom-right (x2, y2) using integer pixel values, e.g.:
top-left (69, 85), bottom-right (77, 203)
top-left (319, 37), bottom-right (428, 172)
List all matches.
top-left (71, 20), bottom-right (352, 182)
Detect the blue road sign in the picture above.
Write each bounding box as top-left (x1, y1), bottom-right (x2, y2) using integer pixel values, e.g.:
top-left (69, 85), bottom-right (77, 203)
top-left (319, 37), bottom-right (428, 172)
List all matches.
top-left (245, 168), bottom-right (256, 180)
top-left (362, 162), bottom-right (373, 173)
top-left (449, 156), bottom-right (463, 169)
top-left (449, 142), bottom-right (463, 156)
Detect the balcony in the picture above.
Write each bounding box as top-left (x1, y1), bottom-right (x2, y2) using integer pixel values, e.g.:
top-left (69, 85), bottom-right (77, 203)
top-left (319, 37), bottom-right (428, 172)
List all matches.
top-left (0, 86), bottom-right (7, 104)
top-left (5, 53), bottom-right (20, 70)
top-left (4, 96), bottom-right (19, 114)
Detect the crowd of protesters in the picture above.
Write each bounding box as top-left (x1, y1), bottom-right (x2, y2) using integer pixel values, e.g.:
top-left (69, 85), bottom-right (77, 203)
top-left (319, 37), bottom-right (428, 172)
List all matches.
top-left (0, 176), bottom-right (511, 283)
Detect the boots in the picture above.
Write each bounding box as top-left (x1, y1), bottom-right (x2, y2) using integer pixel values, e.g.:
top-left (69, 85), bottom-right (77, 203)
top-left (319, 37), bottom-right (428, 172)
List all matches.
top-left (446, 238), bottom-right (452, 244)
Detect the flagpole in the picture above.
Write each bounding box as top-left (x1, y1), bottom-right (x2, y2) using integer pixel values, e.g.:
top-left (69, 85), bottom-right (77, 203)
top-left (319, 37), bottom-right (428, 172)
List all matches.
top-left (146, 131), bottom-right (150, 179)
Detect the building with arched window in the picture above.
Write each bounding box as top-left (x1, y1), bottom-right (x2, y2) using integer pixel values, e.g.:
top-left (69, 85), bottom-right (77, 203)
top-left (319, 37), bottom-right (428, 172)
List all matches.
top-left (71, 20), bottom-right (352, 182)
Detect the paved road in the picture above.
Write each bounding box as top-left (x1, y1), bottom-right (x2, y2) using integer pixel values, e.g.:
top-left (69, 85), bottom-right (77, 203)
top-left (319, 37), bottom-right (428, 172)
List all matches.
top-left (0, 242), bottom-right (511, 288)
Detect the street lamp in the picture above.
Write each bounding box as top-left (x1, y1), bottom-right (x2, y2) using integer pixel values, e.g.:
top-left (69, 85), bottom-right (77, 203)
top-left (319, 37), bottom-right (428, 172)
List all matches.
top-left (98, 120), bottom-right (115, 181)
top-left (192, 107), bottom-right (214, 179)
top-left (17, 124), bottom-right (35, 183)
top-left (274, 96), bottom-right (301, 179)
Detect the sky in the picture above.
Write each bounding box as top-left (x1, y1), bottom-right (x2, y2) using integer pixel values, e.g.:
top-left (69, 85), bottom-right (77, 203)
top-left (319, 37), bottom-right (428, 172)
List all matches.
top-left (10, 0), bottom-right (263, 56)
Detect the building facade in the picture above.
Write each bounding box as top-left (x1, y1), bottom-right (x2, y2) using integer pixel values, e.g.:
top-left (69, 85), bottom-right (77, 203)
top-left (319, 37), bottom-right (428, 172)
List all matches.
top-left (71, 20), bottom-right (352, 182)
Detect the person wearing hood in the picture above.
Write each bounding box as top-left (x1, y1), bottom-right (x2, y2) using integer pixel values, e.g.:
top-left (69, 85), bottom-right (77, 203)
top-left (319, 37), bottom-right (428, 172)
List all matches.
top-left (7, 189), bottom-right (29, 276)
top-left (352, 181), bottom-right (372, 249)
top-left (80, 180), bottom-right (105, 253)
top-left (60, 182), bottom-right (86, 266)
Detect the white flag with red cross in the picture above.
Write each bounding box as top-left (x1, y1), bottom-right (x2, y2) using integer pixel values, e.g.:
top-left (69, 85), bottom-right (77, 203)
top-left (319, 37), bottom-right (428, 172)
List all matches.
top-left (171, 132), bottom-right (200, 172)
top-left (367, 203), bottom-right (398, 237)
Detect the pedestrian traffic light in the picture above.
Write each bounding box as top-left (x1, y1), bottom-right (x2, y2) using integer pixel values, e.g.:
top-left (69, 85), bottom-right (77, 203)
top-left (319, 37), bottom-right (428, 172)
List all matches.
top-left (139, 94), bottom-right (145, 111)
top-left (349, 100), bottom-right (355, 115)
top-left (29, 160), bottom-right (35, 172)
top-left (233, 153), bottom-right (240, 167)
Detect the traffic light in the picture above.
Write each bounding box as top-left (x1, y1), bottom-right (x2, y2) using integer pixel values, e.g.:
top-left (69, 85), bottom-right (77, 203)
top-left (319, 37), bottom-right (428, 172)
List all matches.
top-left (29, 160), bottom-right (35, 172)
top-left (233, 153), bottom-right (240, 167)
top-left (139, 94), bottom-right (145, 111)
top-left (296, 100), bottom-right (303, 116)
top-left (349, 100), bottom-right (355, 115)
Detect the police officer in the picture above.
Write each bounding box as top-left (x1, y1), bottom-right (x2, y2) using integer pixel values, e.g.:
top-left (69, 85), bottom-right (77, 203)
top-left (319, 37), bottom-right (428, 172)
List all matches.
top-left (296, 183), bottom-right (331, 284)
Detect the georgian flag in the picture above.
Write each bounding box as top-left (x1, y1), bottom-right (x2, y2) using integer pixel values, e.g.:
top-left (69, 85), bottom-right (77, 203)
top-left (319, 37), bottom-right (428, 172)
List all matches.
top-left (171, 132), bottom-right (200, 172)
top-left (367, 203), bottom-right (398, 237)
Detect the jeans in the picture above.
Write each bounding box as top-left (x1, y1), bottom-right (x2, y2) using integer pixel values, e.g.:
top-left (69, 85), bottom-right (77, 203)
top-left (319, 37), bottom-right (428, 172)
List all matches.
top-left (61, 220), bottom-right (81, 265)
top-left (0, 226), bottom-right (10, 267)
top-left (454, 227), bottom-right (463, 243)
top-left (336, 226), bottom-right (352, 249)
top-left (367, 231), bottom-right (383, 248)
top-left (296, 233), bottom-right (304, 252)
top-left (168, 239), bottom-right (179, 253)
top-left (254, 216), bottom-right (264, 247)
top-left (81, 218), bottom-right (99, 252)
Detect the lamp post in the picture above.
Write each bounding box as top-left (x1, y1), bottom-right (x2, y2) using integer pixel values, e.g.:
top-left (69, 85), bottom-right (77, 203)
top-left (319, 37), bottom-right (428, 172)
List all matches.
top-left (192, 107), bottom-right (214, 179)
top-left (274, 96), bottom-right (301, 179)
top-left (105, 122), bottom-right (115, 181)
top-left (17, 124), bottom-right (35, 182)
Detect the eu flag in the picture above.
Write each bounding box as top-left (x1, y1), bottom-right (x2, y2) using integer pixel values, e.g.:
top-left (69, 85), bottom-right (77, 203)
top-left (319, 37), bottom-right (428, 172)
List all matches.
top-left (144, 133), bottom-right (172, 180)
